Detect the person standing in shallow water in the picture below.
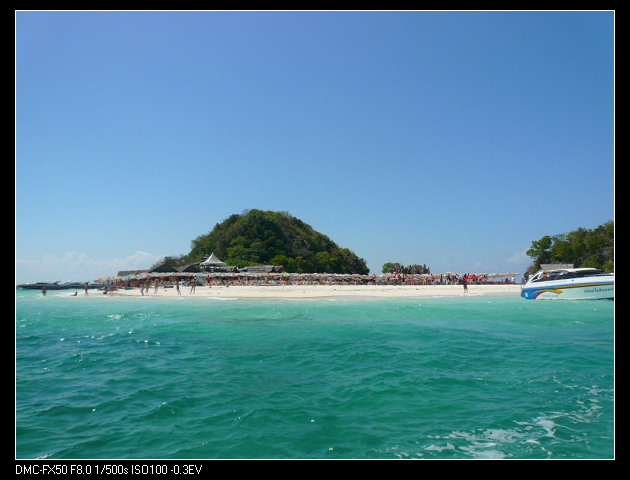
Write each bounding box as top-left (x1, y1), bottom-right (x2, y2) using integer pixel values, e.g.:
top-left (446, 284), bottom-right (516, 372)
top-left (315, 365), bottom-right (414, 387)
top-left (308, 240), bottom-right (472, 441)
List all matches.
top-left (175, 278), bottom-right (181, 295)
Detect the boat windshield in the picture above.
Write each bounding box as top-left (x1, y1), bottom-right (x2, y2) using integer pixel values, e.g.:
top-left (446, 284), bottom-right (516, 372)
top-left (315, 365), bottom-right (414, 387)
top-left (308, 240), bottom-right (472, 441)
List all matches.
top-left (531, 269), bottom-right (604, 283)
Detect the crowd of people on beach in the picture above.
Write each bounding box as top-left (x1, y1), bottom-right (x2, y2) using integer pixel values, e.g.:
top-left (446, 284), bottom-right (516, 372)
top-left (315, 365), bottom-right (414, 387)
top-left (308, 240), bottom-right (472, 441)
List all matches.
top-left (93, 272), bottom-right (518, 294)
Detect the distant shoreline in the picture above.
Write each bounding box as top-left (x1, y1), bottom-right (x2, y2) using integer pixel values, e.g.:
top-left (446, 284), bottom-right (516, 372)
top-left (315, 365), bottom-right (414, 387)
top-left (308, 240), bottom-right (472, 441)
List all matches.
top-left (72, 284), bottom-right (523, 300)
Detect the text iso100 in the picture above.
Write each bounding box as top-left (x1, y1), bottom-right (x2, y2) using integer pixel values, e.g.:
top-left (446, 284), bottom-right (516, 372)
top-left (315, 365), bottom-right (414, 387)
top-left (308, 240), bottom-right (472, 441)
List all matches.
top-left (132, 464), bottom-right (202, 475)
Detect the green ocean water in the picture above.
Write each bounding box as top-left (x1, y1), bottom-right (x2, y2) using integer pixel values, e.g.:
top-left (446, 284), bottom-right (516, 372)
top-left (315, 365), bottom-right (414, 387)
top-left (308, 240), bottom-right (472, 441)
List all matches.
top-left (15, 289), bottom-right (614, 459)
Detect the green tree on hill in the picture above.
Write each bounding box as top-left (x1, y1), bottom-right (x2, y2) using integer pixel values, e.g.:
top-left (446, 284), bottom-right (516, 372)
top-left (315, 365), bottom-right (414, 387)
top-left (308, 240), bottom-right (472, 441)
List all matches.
top-left (525, 221), bottom-right (614, 275)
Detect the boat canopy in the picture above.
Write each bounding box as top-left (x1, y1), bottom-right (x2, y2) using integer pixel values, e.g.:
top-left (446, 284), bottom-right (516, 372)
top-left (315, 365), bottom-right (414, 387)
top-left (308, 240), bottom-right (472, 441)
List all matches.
top-left (540, 263), bottom-right (574, 271)
top-left (529, 268), bottom-right (605, 283)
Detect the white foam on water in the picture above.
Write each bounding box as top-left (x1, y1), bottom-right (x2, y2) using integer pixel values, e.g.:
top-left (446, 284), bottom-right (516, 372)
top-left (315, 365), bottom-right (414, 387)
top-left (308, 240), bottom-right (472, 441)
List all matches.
top-left (473, 442), bottom-right (497, 447)
top-left (534, 419), bottom-right (556, 437)
top-left (424, 443), bottom-right (455, 452)
top-left (450, 428), bottom-right (525, 445)
top-left (36, 452), bottom-right (56, 459)
top-left (458, 445), bottom-right (507, 459)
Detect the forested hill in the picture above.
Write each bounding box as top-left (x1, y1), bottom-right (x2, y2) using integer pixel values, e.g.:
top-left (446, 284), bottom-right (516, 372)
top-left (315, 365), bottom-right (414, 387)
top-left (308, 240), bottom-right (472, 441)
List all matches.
top-left (525, 220), bottom-right (614, 275)
top-left (188, 210), bottom-right (369, 274)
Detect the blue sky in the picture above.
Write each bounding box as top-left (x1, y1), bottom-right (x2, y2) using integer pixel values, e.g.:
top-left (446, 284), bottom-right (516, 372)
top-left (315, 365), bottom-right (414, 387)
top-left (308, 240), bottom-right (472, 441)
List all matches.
top-left (16, 11), bottom-right (614, 283)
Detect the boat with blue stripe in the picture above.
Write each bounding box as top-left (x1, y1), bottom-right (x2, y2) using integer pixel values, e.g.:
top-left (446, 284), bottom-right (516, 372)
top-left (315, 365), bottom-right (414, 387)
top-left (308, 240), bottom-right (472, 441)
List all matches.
top-left (521, 267), bottom-right (614, 300)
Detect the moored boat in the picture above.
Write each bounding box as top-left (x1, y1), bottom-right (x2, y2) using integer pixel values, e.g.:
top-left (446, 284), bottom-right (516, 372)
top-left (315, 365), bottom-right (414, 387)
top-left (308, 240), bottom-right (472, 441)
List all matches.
top-left (16, 281), bottom-right (66, 290)
top-left (521, 268), bottom-right (614, 300)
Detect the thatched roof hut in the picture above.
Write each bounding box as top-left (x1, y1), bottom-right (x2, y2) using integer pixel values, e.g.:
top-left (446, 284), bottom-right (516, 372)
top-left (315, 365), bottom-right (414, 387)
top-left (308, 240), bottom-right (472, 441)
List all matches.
top-left (117, 269), bottom-right (148, 276)
top-left (149, 262), bottom-right (179, 273)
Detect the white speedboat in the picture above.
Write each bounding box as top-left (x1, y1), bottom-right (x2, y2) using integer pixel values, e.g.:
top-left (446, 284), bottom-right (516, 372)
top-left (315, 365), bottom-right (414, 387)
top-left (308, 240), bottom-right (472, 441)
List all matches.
top-left (16, 281), bottom-right (66, 290)
top-left (521, 268), bottom-right (614, 300)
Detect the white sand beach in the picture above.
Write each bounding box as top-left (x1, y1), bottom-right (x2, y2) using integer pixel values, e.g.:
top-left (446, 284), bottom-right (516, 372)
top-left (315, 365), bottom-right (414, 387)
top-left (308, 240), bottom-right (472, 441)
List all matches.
top-left (105, 284), bottom-right (522, 299)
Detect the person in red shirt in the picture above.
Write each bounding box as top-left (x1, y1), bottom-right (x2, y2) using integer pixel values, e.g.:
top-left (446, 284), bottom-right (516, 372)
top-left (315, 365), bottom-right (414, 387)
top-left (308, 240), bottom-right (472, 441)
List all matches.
top-left (463, 274), bottom-right (468, 293)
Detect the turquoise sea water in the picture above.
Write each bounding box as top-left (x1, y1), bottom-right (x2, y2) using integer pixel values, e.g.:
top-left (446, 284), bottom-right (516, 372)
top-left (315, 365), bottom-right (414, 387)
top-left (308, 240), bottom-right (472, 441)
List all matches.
top-left (16, 289), bottom-right (614, 459)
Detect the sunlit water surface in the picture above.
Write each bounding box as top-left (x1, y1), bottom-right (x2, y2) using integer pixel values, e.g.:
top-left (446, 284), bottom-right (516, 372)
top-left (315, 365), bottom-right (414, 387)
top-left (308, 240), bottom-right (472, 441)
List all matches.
top-left (16, 290), bottom-right (614, 459)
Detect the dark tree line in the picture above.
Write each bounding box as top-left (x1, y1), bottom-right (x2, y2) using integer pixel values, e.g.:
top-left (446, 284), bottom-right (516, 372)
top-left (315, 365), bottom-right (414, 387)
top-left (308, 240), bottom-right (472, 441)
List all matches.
top-left (525, 220), bottom-right (614, 276)
top-left (381, 262), bottom-right (430, 275)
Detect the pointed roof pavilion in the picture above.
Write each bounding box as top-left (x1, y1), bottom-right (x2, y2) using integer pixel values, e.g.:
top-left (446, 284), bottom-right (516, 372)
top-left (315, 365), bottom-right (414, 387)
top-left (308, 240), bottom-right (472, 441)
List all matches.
top-left (200, 252), bottom-right (227, 267)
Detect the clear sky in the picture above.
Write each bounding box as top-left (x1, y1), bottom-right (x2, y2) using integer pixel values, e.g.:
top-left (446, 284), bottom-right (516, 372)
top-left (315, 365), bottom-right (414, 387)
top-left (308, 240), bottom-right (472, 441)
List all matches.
top-left (16, 11), bottom-right (614, 284)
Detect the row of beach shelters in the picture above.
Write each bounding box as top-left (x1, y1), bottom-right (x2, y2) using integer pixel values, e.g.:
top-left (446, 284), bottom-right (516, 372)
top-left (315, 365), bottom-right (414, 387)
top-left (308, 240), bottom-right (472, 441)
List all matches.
top-left (199, 252), bottom-right (283, 273)
top-left (240, 265), bottom-right (283, 273)
top-left (116, 253), bottom-right (285, 277)
top-left (118, 254), bottom-right (227, 277)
